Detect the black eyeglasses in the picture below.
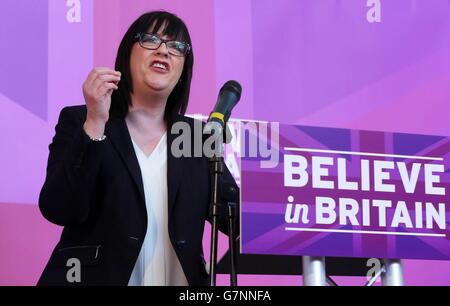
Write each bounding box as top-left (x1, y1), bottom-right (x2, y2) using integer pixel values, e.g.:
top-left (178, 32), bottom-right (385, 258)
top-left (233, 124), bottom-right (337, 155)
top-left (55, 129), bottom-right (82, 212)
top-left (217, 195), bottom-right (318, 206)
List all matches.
top-left (134, 33), bottom-right (191, 57)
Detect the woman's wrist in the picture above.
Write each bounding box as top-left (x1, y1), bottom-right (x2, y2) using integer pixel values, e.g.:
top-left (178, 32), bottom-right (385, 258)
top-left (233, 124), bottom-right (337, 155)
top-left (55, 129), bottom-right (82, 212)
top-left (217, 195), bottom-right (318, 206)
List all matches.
top-left (83, 118), bottom-right (106, 140)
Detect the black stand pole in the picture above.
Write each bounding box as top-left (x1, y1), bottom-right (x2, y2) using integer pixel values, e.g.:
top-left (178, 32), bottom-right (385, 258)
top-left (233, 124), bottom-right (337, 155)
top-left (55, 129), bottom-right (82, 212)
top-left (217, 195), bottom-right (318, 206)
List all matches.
top-left (226, 200), bottom-right (238, 286)
top-left (208, 123), bottom-right (239, 286)
top-left (209, 155), bottom-right (223, 286)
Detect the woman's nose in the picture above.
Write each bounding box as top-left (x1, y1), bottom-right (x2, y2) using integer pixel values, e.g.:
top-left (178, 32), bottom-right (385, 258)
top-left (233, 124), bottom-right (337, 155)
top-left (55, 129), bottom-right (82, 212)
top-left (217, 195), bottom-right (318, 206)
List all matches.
top-left (155, 42), bottom-right (170, 57)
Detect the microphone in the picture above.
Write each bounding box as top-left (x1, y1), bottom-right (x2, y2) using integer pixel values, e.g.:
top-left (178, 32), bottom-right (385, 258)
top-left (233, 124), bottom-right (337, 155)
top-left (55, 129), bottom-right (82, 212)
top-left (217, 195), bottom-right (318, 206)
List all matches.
top-left (203, 80), bottom-right (242, 141)
top-left (205, 81), bottom-right (241, 285)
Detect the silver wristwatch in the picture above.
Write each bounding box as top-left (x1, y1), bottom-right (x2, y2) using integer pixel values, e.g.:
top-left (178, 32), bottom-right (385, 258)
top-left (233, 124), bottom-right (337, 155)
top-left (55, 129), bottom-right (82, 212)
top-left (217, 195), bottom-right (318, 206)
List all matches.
top-left (89, 134), bottom-right (107, 142)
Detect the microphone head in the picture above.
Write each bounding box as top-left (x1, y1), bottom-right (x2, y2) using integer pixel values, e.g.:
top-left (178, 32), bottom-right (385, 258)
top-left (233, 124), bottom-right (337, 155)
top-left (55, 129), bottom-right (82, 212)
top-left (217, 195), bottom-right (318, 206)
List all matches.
top-left (221, 80), bottom-right (242, 101)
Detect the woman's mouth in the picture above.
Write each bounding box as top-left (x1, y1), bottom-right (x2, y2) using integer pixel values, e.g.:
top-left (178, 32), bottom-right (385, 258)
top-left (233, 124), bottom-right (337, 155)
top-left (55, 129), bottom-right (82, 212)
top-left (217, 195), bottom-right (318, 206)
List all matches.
top-left (150, 60), bottom-right (169, 73)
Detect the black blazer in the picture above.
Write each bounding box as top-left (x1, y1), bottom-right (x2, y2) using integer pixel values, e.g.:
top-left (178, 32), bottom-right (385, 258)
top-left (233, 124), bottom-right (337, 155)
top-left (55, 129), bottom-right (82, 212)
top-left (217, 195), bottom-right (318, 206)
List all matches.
top-left (37, 105), bottom-right (239, 286)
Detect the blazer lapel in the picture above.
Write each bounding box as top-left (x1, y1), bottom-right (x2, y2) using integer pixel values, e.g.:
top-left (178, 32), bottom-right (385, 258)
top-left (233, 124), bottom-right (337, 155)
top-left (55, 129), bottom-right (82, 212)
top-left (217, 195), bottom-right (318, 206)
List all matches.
top-left (167, 118), bottom-right (185, 218)
top-left (105, 118), bottom-right (145, 203)
top-left (105, 116), bottom-right (185, 219)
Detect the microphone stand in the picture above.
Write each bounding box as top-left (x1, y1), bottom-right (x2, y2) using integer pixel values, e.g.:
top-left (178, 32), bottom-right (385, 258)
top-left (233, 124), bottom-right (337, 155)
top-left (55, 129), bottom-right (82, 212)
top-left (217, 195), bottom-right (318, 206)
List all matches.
top-left (208, 153), bottom-right (223, 287)
top-left (208, 124), bottom-right (238, 286)
top-left (225, 192), bottom-right (238, 286)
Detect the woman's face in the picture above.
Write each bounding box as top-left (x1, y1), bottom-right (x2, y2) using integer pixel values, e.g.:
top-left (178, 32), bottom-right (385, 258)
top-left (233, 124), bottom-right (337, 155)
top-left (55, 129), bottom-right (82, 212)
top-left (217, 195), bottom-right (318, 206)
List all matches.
top-left (130, 26), bottom-right (185, 99)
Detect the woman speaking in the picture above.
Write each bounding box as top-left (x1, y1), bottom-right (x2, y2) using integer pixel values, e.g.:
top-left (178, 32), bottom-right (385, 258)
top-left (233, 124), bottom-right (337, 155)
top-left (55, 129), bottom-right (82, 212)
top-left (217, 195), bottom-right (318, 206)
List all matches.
top-left (37, 11), bottom-right (238, 286)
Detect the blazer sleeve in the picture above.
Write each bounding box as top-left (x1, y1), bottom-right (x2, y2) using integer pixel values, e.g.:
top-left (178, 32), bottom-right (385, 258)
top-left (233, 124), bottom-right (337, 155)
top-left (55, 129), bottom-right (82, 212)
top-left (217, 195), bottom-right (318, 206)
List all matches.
top-left (39, 107), bottom-right (106, 226)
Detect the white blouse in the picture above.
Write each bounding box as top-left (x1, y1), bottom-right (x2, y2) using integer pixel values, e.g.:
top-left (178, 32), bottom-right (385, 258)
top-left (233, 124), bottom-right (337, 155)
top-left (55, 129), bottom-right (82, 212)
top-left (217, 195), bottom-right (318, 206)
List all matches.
top-left (127, 132), bottom-right (188, 286)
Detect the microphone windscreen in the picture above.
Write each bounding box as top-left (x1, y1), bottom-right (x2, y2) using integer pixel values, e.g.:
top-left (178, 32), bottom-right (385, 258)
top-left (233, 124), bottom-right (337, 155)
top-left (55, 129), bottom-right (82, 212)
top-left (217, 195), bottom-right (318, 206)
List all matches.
top-left (221, 80), bottom-right (242, 100)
